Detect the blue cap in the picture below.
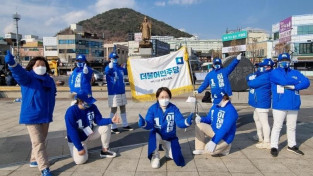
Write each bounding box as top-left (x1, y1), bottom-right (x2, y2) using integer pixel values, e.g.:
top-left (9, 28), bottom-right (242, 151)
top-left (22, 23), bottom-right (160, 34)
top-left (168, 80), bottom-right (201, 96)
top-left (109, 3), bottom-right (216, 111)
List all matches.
top-left (278, 53), bottom-right (290, 62)
top-left (259, 58), bottom-right (274, 67)
top-left (213, 58), bottom-right (222, 65)
top-left (109, 52), bottom-right (119, 59)
top-left (76, 54), bottom-right (86, 62)
top-left (75, 92), bottom-right (96, 105)
top-left (212, 89), bottom-right (226, 104)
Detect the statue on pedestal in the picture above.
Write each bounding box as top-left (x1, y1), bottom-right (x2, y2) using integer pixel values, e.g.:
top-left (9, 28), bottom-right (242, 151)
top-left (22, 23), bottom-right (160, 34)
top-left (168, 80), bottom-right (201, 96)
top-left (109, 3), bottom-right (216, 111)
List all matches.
top-left (139, 16), bottom-right (152, 48)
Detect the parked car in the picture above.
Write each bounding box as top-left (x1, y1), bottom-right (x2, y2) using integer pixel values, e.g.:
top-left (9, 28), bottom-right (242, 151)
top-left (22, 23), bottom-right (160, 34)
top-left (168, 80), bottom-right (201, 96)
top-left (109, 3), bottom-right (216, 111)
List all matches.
top-left (92, 69), bottom-right (106, 86)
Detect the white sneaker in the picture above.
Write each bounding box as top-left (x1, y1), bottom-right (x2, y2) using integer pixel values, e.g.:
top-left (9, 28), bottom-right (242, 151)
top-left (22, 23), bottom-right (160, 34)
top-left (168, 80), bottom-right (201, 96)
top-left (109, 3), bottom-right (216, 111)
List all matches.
top-left (256, 142), bottom-right (271, 149)
top-left (151, 155), bottom-right (160, 169)
top-left (193, 150), bottom-right (205, 155)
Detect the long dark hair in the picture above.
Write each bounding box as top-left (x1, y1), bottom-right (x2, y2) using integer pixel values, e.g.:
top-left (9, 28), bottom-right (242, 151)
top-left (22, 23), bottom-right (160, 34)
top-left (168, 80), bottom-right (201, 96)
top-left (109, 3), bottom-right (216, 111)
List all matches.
top-left (156, 87), bottom-right (172, 99)
top-left (25, 56), bottom-right (51, 73)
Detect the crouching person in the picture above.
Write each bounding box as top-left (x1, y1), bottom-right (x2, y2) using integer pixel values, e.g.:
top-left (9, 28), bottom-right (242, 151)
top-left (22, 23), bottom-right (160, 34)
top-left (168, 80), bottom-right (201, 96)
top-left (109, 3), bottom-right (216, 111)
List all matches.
top-left (138, 87), bottom-right (193, 168)
top-left (65, 92), bottom-right (119, 164)
top-left (193, 90), bottom-right (238, 156)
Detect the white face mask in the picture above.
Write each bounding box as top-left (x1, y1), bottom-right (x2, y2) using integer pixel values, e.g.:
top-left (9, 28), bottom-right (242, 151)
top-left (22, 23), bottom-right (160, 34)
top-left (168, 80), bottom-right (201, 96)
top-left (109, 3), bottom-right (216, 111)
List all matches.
top-left (34, 66), bottom-right (46, 75)
top-left (159, 98), bottom-right (170, 107)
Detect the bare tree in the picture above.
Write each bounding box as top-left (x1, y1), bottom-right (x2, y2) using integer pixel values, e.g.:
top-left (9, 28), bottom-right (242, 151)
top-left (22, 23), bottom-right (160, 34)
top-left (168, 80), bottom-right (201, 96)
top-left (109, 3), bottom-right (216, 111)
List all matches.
top-left (229, 40), bottom-right (241, 56)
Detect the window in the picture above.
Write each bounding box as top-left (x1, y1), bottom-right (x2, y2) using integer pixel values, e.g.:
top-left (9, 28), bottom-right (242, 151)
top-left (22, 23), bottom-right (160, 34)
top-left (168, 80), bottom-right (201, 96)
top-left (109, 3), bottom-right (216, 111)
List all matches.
top-left (298, 25), bottom-right (313, 35)
top-left (59, 40), bottom-right (75, 44)
top-left (273, 32), bottom-right (279, 40)
top-left (299, 43), bottom-right (313, 54)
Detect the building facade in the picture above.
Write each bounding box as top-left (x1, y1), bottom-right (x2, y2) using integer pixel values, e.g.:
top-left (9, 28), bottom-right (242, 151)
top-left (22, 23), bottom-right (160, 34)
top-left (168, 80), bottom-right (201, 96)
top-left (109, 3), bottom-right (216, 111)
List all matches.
top-left (222, 29), bottom-right (270, 63)
top-left (272, 14), bottom-right (313, 70)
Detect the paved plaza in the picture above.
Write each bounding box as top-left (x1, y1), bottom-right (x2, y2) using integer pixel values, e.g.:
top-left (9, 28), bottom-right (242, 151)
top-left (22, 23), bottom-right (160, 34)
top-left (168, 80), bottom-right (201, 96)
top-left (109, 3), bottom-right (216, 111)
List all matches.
top-left (0, 88), bottom-right (313, 175)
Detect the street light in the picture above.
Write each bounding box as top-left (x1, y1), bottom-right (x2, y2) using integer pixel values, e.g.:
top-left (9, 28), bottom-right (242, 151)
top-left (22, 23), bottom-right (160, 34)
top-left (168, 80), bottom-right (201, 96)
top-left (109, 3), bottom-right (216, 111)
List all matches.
top-left (12, 12), bottom-right (21, 62)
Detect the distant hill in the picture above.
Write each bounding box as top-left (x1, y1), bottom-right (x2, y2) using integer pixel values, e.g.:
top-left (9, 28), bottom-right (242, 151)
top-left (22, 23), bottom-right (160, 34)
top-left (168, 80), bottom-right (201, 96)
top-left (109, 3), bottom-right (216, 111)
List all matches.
top-left (58, 8), bottom-right (192, 42)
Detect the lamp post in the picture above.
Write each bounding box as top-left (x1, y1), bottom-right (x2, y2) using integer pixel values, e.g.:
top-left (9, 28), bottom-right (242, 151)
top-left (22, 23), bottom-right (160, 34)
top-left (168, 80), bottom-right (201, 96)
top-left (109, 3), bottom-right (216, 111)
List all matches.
top-left (12, 12), bottom-right (21, 63)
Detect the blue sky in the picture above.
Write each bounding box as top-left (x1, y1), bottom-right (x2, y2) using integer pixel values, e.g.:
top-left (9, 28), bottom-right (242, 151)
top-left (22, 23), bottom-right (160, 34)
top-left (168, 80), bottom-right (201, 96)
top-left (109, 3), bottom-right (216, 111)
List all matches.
top-left (1, 0), bottom-right (313, 39)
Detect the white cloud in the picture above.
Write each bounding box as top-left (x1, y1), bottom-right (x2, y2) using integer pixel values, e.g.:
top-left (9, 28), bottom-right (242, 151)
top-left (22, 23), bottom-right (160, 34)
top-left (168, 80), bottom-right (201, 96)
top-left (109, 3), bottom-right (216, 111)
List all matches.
top-left (4, 23), bottom-right (15, 34)
top-left (168, 0), bottom-right (200, 5)
top-left (0, 0), bottom-right (136, 38)
top-left (155, 1), bottom-right (166, 6)
top-left (62, 11), bottom-right (91, 25)
top-left (92, 0), bottom-right (136, 13)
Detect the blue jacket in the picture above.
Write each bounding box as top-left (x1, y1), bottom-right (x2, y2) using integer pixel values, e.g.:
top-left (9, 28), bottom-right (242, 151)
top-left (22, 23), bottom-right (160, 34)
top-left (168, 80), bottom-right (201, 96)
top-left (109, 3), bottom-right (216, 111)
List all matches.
top-left (9, 64), bottom-right (56, 124)
top-left (201, 101), bottom-right (238, 144)
top-left (69, 66), bottom-right (93, 95)
top-left (270, 67), bottom-right (310, 110)
top-left (247, 70), bottom-right (272, 109)
top-left (65, 104), bottom-right (112, 151)
top-left (198, 58), bottom-right (239, 96)
top-left (105, 63), bottom-right (127, 95)
top-left (144, 102), bottom-right (190, 167)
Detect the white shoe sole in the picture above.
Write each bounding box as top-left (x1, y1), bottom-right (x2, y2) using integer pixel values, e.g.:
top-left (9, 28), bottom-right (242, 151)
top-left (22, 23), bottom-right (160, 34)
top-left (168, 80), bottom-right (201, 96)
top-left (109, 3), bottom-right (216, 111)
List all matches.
top-left (100, 154), bottom-right (117, 158)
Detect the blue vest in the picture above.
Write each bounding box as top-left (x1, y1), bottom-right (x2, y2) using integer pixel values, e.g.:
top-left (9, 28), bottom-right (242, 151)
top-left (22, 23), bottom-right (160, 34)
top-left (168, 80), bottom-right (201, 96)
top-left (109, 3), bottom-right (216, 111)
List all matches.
top-left (69, 66), bottom-right (93, 95)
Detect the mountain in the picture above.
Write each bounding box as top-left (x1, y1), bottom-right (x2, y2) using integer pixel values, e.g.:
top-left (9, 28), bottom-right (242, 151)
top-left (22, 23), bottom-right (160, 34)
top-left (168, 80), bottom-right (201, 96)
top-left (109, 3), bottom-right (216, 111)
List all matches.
top-left (58, 8), bottom-right (192, 41)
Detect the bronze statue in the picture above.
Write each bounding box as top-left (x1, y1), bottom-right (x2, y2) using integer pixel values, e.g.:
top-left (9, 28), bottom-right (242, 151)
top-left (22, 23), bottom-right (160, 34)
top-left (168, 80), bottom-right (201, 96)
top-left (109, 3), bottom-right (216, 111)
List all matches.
top-left (140, 16), bottom-right (152, 47)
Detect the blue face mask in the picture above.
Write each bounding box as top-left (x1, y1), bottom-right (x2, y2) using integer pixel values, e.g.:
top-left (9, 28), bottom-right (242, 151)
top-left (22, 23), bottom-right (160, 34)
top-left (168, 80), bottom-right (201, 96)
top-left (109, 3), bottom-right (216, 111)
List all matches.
top-left (214, 64), bottom-right (221, 70)
top-left (82, 102), bottom-right (91, 109)
top-left (112, 59), bottom-right (118, 63)
top-left (279, 61), bottom-right (290, 69)
top-left (77, 62), bottom-right (85, 68)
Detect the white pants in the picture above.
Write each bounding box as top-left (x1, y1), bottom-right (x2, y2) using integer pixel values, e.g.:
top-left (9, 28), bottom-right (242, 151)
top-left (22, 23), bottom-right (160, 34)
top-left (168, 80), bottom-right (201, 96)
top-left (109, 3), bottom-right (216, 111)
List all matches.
top-left (68, 125), bottom-right (111, 164)
top-left (271, 109), bottom-right (298, 149)
top-left (153, 133), bottom-right (173, 159)
top-left (195, 123), bottom-right (231, 155)
top-left (253, 108), bottom-right (271, 143)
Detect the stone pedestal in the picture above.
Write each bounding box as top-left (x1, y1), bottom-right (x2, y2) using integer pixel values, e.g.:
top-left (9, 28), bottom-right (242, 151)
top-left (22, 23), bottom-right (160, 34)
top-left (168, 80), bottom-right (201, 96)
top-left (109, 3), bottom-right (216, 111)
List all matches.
top-left (139, 48), bottom-right (153, 57)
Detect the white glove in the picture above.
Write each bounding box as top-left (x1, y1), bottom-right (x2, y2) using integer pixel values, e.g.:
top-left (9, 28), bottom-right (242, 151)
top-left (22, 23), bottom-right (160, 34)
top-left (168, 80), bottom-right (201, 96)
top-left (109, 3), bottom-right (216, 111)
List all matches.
top-left (193, 90), bottom-right (198, 95)
top-left (284, 85), bottom-right (295, 90)
top-left (237, 53), bottom-right (242, 60)
top-left (109, 61), bottom-right (113, 69)
top-left (205, 140), bottom-right (216, 153)
top-left (249, 75), bottom-right (256, 80)
top-left (195, 114), bottom-right (201, 124)
top-left (83, 64), bottom-right (88, 74)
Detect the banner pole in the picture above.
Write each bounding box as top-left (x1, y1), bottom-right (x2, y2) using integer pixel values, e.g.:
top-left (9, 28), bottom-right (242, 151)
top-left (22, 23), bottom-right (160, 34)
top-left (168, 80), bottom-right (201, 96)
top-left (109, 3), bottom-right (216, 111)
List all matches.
top-left (186, 47), bottom-right (198, 116)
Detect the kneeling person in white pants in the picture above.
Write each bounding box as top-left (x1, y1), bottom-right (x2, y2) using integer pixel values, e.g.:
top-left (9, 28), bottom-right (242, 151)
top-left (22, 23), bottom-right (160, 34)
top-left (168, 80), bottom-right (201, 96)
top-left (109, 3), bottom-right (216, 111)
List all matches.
top-left (193, 90), bottom-right (238, 156)
top-left (65, 92), bottom-right (120, 164)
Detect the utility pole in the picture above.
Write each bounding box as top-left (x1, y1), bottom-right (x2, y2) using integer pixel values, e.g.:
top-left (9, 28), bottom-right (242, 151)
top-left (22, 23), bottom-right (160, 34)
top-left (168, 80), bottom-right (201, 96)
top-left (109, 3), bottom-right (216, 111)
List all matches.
top-left (13, 12), bottom-right (21, 63)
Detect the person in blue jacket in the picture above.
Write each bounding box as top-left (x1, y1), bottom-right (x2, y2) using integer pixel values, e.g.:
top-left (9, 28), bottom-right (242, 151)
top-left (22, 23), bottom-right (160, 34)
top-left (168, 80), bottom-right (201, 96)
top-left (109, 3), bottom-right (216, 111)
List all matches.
top-left (138, 87), bottom-right (193, 168)
top-left (193, 90), bottom-right (238, 156)
top-left (270, 53), bottom-right (310, 157)
top-left (247, 58), bottom-right (274, 149)
top-left (105, 52), bottom-right (132, 134)
top-left (65, 92), bottom-right (120, 164)
top-left (69, 54), bottom-right (94, 105)
top-left (5, 50), bottom-right (56, 176)
top-left (194, 53), bottom-right (242, 101)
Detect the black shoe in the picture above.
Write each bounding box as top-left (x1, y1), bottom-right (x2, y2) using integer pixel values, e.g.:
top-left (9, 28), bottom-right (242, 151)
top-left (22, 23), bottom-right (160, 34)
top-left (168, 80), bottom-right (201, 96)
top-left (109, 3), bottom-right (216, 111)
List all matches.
top-left (100, 150), bottom-right (117, 158)
top-left (287, 146), bottom-right (304, 155)
top-left (111, 128), bottom-right (120, 134)
top-left (122, 126), bottom-right (133, 131)
top-left (271, 148), bottom-right (278, 157)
